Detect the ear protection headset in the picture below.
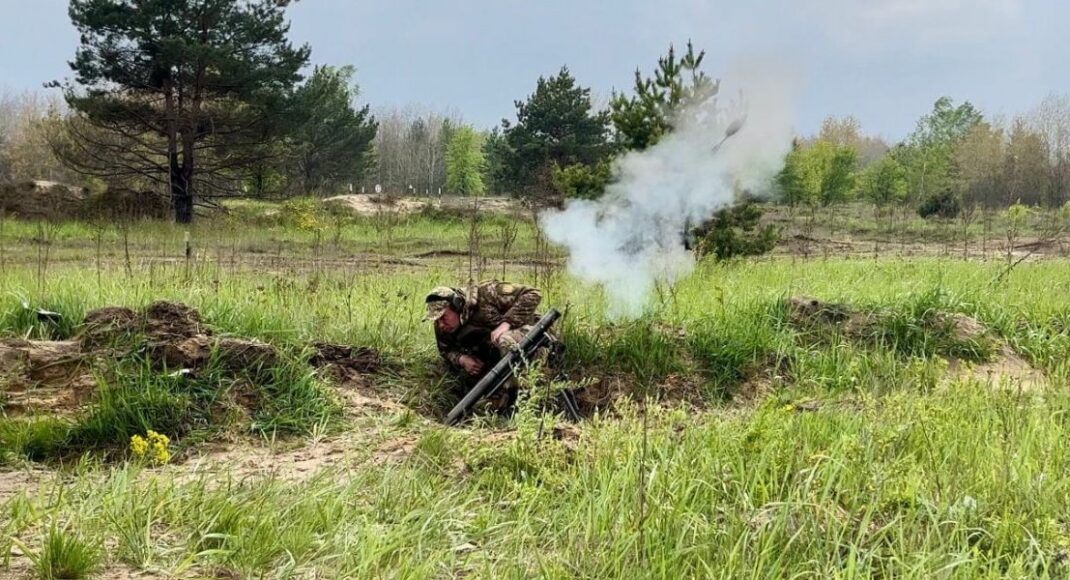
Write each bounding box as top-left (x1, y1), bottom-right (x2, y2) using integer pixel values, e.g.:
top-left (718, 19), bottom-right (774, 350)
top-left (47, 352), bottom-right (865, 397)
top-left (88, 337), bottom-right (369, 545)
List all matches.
top-left (426, 288), bottom-right (466, 313)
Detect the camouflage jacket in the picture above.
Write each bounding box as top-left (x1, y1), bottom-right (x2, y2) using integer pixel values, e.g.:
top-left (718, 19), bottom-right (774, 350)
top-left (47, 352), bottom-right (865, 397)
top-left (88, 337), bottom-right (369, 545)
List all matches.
top-left (435, 280), bottom-right (542, 368)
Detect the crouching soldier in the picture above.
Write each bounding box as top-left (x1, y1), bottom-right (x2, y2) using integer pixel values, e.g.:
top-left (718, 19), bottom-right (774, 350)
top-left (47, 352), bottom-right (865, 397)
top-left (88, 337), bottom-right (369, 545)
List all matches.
top-left (425, 280), bottom-right (559, 413)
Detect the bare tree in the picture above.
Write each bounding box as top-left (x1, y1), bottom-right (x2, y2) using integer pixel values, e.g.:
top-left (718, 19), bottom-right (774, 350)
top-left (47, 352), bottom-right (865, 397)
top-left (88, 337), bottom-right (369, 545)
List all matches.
top-left (814, 115), bottom-right (890, 168)
top-left (1026, 94), bottom-right (1070, 208)
top-left (362, 105), bottom-right (461, 195)
top-left (0, 90), bottom-right (76, 184)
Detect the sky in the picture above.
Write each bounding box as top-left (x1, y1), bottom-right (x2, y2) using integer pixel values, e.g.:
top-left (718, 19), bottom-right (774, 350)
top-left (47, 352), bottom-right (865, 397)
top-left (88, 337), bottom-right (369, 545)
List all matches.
top-left (1, 0), bottom-right (1067, 142)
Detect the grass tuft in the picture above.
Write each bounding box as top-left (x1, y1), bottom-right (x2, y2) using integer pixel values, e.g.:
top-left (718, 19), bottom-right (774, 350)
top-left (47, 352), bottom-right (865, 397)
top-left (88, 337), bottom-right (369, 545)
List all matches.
top-left (30, 526), bottom-right (102, 580)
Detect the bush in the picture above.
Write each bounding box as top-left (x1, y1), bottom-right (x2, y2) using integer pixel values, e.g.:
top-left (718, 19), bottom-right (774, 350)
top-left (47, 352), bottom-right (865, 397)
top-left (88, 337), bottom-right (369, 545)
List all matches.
top-left (551, 161), bottom-right (613, 200)
top-left (917, 190), bottom-right (960, 219)
top-left (279, 197), bottom-right (326, 232)
top-left (83, 188), bottom-right (170, 221)
top-left (691, 202), bottom-right (780, 261)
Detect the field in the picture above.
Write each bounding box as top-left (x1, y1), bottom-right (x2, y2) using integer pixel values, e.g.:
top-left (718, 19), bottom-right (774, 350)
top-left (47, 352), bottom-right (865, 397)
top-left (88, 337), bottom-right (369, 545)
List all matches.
top-left (2, 203), bottom-right (1070, 578)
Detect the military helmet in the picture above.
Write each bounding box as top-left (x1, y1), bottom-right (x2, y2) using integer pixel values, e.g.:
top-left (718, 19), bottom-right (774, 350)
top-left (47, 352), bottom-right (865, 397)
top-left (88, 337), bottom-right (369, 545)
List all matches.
top-left (424, 286), bottom-right (466, 321)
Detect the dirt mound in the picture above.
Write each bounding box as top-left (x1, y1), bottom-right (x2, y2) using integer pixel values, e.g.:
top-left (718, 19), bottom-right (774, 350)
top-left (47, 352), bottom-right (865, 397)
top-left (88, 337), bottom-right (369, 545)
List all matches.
top-left (787, 296), bottom-right (853, 325)
top-left (931, 312), bottom-right (987, 343)
top-left (947, 345), bottom-right (1048, 392)
top-left (1, 302), bottom-right (381, 418)
top-left (0, 180), bottom-right (89, 221)
top-left (84, 188), bottom-right (170, 220)
top-left (80, 306), bottom-right (141, 348)
top-left (143, 301), bottom-right (205, 341)
top-left (0, 339), bottom-right (94, 414)
top-left (310, 342), bottom-right (383, 382)
top-left (787, 295), bottom-right (1046, 391)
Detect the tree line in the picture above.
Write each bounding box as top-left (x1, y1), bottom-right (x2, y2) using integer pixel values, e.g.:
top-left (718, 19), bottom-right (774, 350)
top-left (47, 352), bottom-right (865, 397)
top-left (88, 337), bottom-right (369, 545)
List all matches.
top-left (779, 96), bottom-right (1070, 219)
top-left (0, 0), bottom-right (1068, 225)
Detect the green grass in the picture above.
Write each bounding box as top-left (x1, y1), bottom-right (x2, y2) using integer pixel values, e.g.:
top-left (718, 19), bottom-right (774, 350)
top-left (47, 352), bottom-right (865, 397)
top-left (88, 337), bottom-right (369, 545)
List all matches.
top-left (3, 211), bottom-right (1070, 576)
top-left (3, 385), bottom-right (1070, 577)
top-left (25, 526), bottom-right (102, 580)
top-left (1, 346), bottom-right (340, 464)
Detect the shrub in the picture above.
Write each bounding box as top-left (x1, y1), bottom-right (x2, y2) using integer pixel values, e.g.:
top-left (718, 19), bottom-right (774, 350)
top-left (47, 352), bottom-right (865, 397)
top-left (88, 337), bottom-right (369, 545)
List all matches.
top-left (279, 197), bottom-right (326, 232)
top-left (551, 161), bottom-right (613, 200)
top-left (917, 189), bottom-right (960, 219)
top-left (691, 202), bottom-right (780, 261)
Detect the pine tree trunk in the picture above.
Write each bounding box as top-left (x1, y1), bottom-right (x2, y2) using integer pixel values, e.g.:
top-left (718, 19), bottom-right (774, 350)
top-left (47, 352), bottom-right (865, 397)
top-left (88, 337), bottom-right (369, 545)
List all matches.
top-left (172, 146), bottom-right (195, 224)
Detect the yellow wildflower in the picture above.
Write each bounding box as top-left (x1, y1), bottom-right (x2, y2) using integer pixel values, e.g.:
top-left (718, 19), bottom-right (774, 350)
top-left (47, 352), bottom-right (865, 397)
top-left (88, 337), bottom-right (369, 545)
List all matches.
top-left (130, 430), bottom-right (172, 465)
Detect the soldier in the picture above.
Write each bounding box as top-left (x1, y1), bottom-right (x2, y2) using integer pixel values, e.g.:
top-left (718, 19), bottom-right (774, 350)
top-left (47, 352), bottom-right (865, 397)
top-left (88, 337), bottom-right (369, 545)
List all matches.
top-left (425, 280), bottom-right (556, 408)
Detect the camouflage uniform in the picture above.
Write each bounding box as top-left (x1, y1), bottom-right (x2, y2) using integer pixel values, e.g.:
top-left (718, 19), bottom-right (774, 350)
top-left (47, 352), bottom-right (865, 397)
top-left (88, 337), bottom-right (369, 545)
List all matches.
top-left (434, 280), bottom-right (545, 375)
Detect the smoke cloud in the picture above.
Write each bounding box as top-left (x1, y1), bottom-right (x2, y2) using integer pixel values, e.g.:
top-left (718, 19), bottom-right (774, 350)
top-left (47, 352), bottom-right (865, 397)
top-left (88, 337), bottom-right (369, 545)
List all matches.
top-left (540, 63), bottom-right (796, 318)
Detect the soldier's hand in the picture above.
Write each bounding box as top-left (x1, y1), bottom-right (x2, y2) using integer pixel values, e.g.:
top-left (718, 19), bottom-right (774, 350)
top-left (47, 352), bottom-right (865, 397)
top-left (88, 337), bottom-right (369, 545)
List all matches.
top-left (459, 355), bottom-right (484, 376)
top-left (490, 322), bottom-right (512, 346)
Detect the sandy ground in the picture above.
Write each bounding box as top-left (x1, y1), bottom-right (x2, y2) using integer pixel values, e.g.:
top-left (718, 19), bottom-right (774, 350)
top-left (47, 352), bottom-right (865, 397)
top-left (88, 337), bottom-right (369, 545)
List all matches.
top-left (323, 194), bottom-right (524, 216)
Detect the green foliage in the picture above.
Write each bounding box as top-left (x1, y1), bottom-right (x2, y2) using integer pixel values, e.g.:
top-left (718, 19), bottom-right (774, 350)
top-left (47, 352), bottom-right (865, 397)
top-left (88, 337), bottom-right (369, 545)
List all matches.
top-left (7, 229), bottom-right (1070, 576)
top-left (1, 348), bottom-right (339, 463)
top-left (610, 41), bottom-right (716, 151)
top-left (778, 141), bottom-right (859, 207)
top-left (692, 202), bottom-right (780, 261)
top-left (287, 65), bottom-right (377, 195)
top-left (898, 97), bottom-right (984, 201)
top-left (496, 67), bottom-right (611, 197)
top-left (0, 418), bottom-right (72, 464)
top-left (918, 189), bottom-right (961, 219)
top-left (872, 289), bottom-right (997, 361)
top-left (551, 160), bottom-right (613, 200)
top-left (1006, 201), bottom-right (1032, 227)
top-left (280, 197), bottom-right (326, 233)
top-left (858, 154), bottom-right (909, 207)
top-left (445, 126), bottom-right (487, 195)
top-left (481, 127), bottom-right (508, 194)
top-left (30, 526), bottom-right (102, 580)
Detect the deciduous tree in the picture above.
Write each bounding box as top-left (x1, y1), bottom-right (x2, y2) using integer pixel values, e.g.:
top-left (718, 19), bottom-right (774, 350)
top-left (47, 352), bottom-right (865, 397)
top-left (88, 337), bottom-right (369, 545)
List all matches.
top-left (446, 126), bottom-right (486, 196)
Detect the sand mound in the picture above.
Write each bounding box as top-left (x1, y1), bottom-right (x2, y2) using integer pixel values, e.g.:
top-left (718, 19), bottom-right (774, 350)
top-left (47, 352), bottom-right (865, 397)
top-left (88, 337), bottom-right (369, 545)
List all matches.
top-left (323, 194), bottom-right (522, 217)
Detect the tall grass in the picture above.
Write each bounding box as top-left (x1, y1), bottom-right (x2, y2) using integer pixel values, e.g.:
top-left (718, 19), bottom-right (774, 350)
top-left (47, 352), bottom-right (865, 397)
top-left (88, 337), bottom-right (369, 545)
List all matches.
top-left (3, 213), bottom-right (1070, 576)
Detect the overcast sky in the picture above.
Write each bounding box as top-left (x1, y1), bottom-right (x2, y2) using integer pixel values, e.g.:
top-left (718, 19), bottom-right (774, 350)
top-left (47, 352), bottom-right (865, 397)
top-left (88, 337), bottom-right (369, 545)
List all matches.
top-left (1, 0), bottom-right (1067, 141)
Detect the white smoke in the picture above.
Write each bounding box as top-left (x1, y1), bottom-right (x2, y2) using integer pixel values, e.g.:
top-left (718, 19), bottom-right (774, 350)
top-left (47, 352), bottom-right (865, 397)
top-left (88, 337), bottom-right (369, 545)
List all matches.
top-left (540, 64), bottom-right (796, 318)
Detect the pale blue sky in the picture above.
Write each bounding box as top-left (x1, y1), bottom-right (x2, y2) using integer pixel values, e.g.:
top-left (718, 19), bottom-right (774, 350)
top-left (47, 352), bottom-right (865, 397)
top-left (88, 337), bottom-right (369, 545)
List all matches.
top-left (1, 0), bottom-right (1067, 141)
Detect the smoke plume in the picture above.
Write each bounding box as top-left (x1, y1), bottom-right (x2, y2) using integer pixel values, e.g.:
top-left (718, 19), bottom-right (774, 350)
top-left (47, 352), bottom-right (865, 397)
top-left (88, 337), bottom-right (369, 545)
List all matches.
top-left (540, 64), bottom-right (796, 318)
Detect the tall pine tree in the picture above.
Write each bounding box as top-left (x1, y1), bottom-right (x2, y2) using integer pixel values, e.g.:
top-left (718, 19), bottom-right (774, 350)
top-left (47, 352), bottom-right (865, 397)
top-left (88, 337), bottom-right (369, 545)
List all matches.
top-left (288, 65), bottom-right (378, 195)
top-left (610, 41), bottom-right (717, 151)
top-left (58, 0), bottom-right (309, 222)
top-left (496, 67), bottom-right (610, 198)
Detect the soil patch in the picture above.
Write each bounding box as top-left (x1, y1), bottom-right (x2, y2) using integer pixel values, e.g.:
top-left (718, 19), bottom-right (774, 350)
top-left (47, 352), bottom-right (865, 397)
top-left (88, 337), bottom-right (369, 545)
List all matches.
top-left (947, 345), bottom-right (1048, 392)
top-left (0, 340), bottom-right (94, 415)
top-left (310, 343), bottom-right (383, 382)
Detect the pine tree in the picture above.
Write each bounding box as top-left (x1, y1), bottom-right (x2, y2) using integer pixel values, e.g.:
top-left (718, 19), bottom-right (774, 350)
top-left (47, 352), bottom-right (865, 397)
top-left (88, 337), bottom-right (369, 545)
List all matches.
top-left (496, 67), bottom-right (610, 197)
top-left (288, 66), bottom-right (378, 195)
top-left (57, 0), bottom-right (309, 222)
top-left (610, 41), bottom-right (717, 151)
